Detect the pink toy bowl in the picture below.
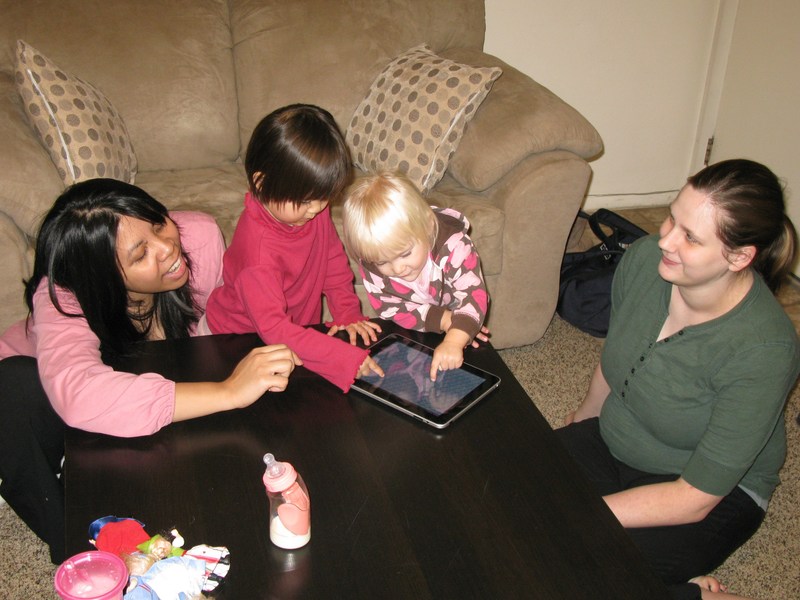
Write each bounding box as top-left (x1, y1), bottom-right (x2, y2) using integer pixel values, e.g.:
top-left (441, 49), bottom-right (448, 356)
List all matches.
top-left (54, 550), bottom-right (128, 600)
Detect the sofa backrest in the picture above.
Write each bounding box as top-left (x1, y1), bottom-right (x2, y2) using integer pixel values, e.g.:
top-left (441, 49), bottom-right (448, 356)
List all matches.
top-left (0, 0), bottom-right (240, 173)
top-left (230, 0), bottom-right (487, 153)
top-left (1, 0), bottom-right (486, 170)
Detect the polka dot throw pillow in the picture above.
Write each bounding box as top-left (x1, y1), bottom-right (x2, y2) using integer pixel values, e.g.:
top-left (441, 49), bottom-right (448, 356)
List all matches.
top-left (14, 40), bottom-right (137, 184)
top-left (347, 45), bottom-right (501, 193)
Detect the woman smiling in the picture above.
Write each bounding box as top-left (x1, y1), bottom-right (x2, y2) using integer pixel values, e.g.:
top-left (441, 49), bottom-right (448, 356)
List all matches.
top-left (0, 179), bottom-right (300, 564)
top-left (559, 159), bottom-right (799, 599)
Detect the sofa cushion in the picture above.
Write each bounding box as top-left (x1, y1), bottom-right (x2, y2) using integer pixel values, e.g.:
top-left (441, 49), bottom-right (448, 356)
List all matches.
top-left (346, 45), bottom-right (501, 193)
top-left (14, 40), bottom-right (137, 185)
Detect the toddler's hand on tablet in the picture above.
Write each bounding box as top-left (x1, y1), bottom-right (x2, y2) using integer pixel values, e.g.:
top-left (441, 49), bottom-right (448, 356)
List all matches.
top-left (431, 328), bottom-right (472, 380)
top-left (430, 341), bottom-right (464, 381)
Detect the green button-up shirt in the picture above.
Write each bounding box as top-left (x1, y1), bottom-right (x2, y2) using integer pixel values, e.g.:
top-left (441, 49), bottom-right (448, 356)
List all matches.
top-left (599, 235), bottom-right (799, 504)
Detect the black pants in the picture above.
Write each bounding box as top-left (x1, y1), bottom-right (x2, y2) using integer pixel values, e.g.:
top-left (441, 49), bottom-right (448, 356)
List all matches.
top-left (0, 356), bottom-right (66, 564)
top-left (556, 418), bottom-right (765, 599)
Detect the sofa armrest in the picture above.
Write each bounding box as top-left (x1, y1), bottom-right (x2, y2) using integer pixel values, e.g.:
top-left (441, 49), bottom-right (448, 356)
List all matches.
top-left (480, 151), bottom-right (592, 347)
top-left (439, 48), bottom-right (603, 192)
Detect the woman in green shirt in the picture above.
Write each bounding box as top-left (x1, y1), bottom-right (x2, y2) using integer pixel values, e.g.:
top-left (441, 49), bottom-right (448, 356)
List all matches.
top-left (558, 159), bottom-right (799, 600)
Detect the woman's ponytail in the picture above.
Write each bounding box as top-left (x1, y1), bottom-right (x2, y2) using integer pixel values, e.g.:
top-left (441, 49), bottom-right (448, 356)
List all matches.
top-left (754, 214), bottom-right (798, 292)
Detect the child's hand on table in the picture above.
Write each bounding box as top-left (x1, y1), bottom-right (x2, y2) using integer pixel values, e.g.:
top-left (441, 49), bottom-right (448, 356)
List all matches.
top-left (470, 325), bottom-right (491, 348)
top-left (327, 320), bottom-right (382, 345)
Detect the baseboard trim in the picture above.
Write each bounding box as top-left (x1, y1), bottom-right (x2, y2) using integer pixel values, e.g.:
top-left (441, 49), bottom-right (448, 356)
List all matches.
top-left (583, 191), bottom-right (676, 211)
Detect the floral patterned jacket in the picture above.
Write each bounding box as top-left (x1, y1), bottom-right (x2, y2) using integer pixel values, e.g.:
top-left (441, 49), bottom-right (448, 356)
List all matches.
top-left (359, 207), bottom-right (489, 340)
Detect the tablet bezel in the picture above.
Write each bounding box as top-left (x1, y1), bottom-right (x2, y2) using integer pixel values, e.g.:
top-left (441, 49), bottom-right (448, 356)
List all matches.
top-left (351, 333), bottom-right (501, 429)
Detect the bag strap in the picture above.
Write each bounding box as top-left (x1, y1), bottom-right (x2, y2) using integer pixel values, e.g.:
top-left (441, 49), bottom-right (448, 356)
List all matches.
top-left (563, 247), bottom-right (623, 265)
top-left (586, 209), bottom-right (648, 249)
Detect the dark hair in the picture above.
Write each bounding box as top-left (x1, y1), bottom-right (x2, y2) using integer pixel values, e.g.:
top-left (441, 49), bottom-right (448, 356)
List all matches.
top-left (244, 104), bottom-right (352, 207)
top-left (25, 178), bottom-right (200, 357)
top-left (688, 159), bottom-right (798, 292)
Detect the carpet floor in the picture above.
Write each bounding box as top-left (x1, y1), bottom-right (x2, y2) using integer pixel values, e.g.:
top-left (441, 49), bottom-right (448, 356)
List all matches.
top-left (1, 315), bottom-right (797, 599)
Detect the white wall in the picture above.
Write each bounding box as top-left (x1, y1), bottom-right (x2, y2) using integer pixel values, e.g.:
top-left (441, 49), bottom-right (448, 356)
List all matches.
top-left (484, 0), bottom-right (721, 210)
top-left (711, 0), bottom-right (800, 243)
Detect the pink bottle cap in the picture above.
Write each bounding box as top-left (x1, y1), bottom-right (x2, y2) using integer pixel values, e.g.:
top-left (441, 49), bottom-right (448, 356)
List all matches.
top-left (263, 453), bottom-right (298, 492)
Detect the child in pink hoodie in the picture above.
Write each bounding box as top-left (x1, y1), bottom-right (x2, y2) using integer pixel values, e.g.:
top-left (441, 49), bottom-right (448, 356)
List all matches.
top-left (206, 104), bottom-right (383, 391)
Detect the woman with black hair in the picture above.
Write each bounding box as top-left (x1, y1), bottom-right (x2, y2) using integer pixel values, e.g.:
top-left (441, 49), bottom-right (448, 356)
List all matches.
top-left (0, 178), bottom-right (300, 564)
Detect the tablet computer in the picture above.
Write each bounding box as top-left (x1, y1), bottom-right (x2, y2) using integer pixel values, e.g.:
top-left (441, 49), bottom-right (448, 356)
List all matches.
top-left (351, 333), bottom-right (500, 429)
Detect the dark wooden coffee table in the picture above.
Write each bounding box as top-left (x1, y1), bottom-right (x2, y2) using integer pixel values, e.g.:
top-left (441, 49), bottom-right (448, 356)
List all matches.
top-left (64, 321), bottom-right (669, 599)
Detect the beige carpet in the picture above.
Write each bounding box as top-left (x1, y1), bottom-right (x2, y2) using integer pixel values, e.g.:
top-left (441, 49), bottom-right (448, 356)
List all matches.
top-left (1, 315), bottom-right (797, 599)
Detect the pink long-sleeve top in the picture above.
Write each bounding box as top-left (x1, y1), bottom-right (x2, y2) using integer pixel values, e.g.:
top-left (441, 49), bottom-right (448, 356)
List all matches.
top-left (205, 193), bottom-right (369, 392)
top-left (0, 211), bottom-right (225, 437)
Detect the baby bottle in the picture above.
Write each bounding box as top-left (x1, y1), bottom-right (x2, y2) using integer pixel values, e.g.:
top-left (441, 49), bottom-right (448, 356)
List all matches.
top-left (263, 453), bottom-right (311, 549)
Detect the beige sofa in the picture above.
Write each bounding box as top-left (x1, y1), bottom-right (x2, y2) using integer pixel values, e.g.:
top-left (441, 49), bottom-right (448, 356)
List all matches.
top-left (0, 0), bottom-right (602, 349)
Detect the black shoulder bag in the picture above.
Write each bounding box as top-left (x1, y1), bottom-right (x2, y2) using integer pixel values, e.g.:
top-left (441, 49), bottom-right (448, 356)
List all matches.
top-left (557, 209), bottom-right (647, 337)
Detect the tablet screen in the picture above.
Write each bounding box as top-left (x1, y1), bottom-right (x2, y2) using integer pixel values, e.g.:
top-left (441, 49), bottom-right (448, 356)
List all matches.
top-left (352, 334), bottom-right (500, 428)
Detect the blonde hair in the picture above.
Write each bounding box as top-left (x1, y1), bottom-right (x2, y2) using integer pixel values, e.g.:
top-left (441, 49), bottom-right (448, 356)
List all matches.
top-left (342, 171), bottom-right (437, 263)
